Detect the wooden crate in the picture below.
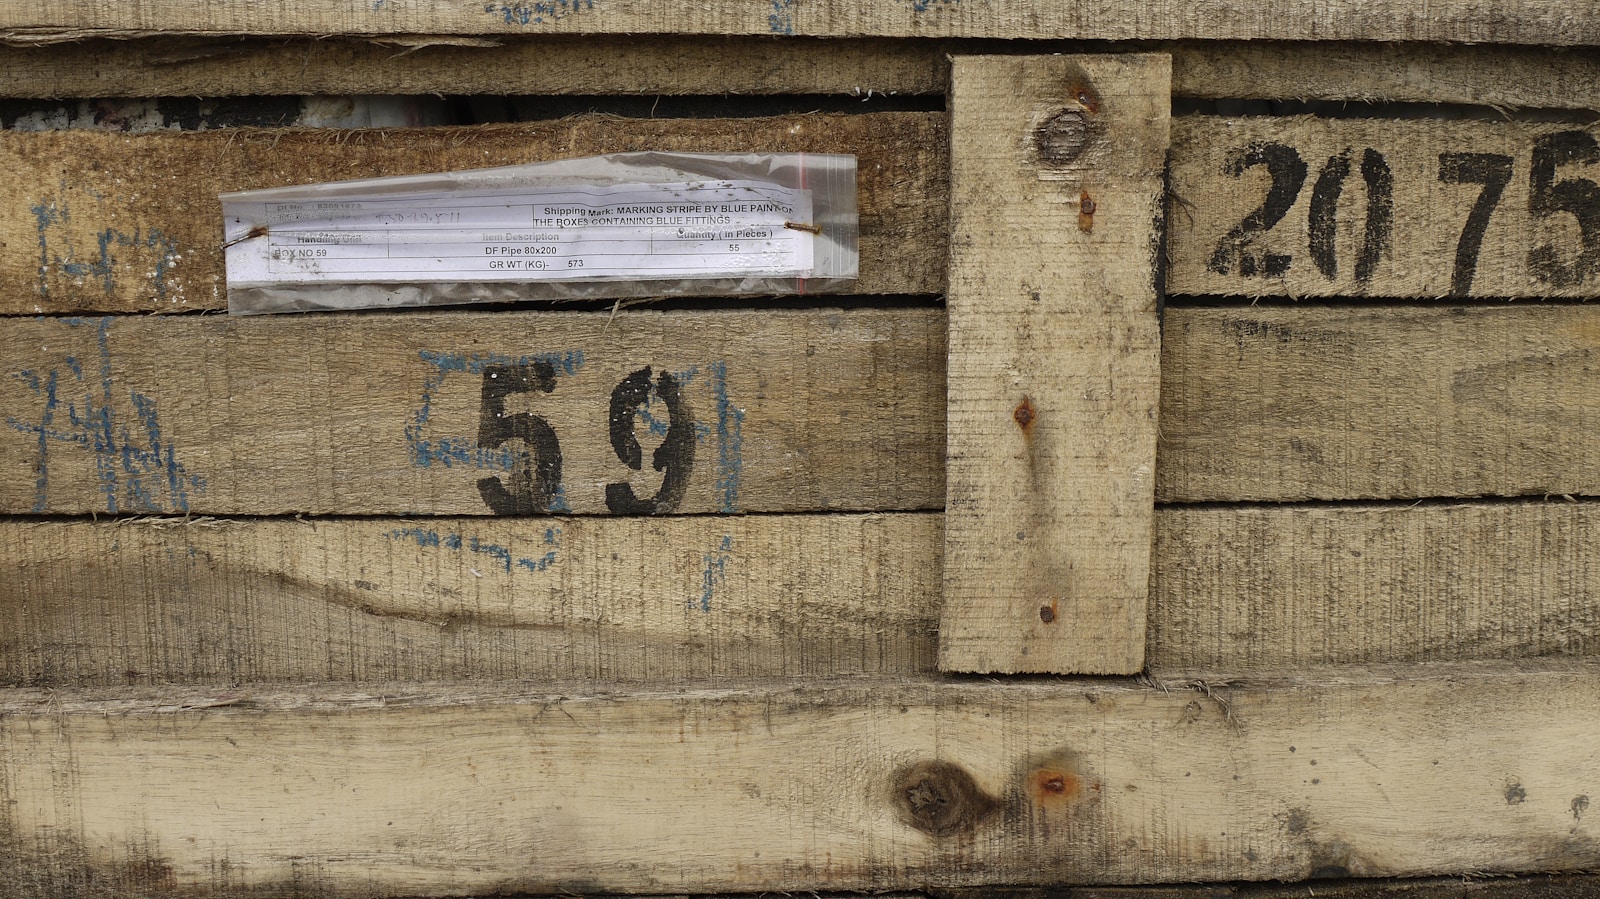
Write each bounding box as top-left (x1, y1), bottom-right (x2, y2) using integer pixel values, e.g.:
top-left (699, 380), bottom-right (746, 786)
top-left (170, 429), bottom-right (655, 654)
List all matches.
top-left (2, 5), bottom-right (1599, 897)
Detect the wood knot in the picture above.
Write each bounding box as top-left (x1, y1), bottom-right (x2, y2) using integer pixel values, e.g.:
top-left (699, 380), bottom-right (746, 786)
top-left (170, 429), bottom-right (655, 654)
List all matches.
top-left (892, 760), bottom-right (998, 836)
top-left (1034, 108), bottom-right (1091, 166)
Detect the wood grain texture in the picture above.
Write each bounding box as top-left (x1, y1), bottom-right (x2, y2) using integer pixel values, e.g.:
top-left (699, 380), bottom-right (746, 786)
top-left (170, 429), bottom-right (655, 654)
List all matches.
top-left (1, 113), bottom-right (946, 313)
top-left (0, 309), bottom-right (945, 515)
top-left (0, 514), bottom-right (938, 686)
top-left (941, 54), bottom-right (1166, 674)
top-left (2, 664), bottom-right (1597, 894)
top-left (4, 38), bottom-right (1596, 111)
top-left (1158, 305), bottom-right (1600, 503)
top-left (1170, 42), bottom-right (1600, 110)
top-left (4, 502), bottom-right (1600, 686)
top-left (1169, 117), bottom-right (1600, 298)
top-left (1151, 501), bottom-right (1600, 674)
top-left (0, 0), bottom-right (1592, 45)
top-left (942, 874), bottom-right (1600, 899)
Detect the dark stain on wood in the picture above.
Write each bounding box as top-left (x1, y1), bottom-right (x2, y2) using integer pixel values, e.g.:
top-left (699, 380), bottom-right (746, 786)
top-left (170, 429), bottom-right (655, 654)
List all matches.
top-left (892, 760), bottom-right (999, 837)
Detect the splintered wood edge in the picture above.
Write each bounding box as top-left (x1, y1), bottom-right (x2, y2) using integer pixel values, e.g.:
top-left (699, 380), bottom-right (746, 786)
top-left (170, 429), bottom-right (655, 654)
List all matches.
top-left (940, 54), bottom-right (1166, 674)
top-left (1, 661), bottom-right (1597, 893)
top-left (0, 0), bottom-right (1594, 45)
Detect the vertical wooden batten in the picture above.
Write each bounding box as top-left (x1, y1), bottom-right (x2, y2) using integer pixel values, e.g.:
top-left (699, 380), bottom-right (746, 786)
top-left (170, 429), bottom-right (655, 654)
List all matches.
top-left (941, 55), bottom-right (1169, 674)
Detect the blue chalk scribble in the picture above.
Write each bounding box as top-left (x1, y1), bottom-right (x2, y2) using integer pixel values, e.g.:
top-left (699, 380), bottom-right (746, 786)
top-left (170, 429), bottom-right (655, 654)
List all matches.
top-left (769, 0), bottom-right (796, 33)
top-left (33, 188), bottom-right (180, 300)
top-left (389, 525), bottom-right (561, 573)
top-left (6, 317), bottom-right (205, 513)
top-left (709, 361), bottom-right (743, 513)
top-left (697, 534), bottom-right (734, 611)
top-left (406, 349), bottom-right (583, 512)
top-left (484, 0), bottom-right (593, 25)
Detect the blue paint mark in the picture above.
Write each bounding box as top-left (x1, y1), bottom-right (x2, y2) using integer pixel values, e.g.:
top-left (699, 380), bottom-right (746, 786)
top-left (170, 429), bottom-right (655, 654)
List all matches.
top-left (5, 318), bottom-right (204, 513)
top-left (697, 535), bottom-right (734, 612)
top-left (908, 0), bottom-right (956, 10)
top-left (710, 361), bottom-right (744, 513)
top-left (769, 0), bottom-right (796, 33)
top-left (485, 0), bottom-right (594, 25)
top-left (389, 525), bottom-right (561, 574)
top-left (406, 349), bottom-right (584, 475)
top-left (32, 188), bottom-right (181, 300)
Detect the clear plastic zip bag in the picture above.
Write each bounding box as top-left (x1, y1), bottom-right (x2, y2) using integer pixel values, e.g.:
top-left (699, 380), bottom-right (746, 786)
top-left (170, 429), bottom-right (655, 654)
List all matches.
top-left (222, 152), bottom-right (857, 314)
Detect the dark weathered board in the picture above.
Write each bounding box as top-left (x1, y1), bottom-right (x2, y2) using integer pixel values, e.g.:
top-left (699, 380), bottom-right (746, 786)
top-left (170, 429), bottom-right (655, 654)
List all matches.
top-left (0, 310), bottom-right (945, 515)
top-left (1158, 305), bottom-right (1600, 502)
top-left (1168, 117), bottom-right (1600, 298)
top-left (1, 113), bottom-right (946, 313)
top-left (2, 664), bottom-right (1597, 894)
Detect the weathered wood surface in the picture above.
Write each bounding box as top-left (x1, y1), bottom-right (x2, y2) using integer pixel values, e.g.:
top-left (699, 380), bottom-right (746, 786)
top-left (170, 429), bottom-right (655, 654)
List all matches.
top-left (1, 113), bottom-right (946, 314)
top-left (942, 874), bottom-right (1600, 899)
top-left (0, 514), bottom-right (938, 685)
top-left (7, 502), bottom-right (1598, 686)
top-left (10, 305), bottom-right (1600, 512)
top-left (1158, 305), bottom-right (1600, 503)
top-left (0, 0), bottom-right (1592, 45)
top-left (0, 310), bottom-right (945, 515)
top-left (5, 38), bottom-right (1596, 112)
top-left (2, 663), bottom-right (1597, 894)
top-left (941, 54), bottom-right (1165, 674)
top-left (1151, 501), bottom-right (1600, 673)
top-left (13, 114), bottom-right (1600, 313)
top-left (1169, 117), bottom-right (1600, 298)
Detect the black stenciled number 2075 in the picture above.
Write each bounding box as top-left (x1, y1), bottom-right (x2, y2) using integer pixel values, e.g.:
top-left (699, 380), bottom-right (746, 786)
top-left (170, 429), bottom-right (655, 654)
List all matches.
top-left (475, 362), bottom-right (694, 515)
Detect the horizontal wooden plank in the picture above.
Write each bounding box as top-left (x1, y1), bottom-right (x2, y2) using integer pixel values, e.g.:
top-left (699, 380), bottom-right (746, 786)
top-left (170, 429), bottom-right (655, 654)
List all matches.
top-left (0, 309), bottom-right (945, 515)
top-left (3, 663), bottom-right (1598, 893)
top-left (1158, 305), bottom-right (1600, 502)
top-left (13, 114), bottom-right (1600, 313)
top-left (1150, 501), bottom-right (1600, 673)
top-left (7, 501), bottom-right (1598, 686)
top-left (1171, 42), bottom-right (1600, 110)
top-left (2, 112), bottom-right (946, 314)
top-left (8, 305), bottom-right (1600, 514)
top-left (1169, 117), bottom-right (1600, 298)
top-left (943, 874), bottom-right (1600, 899)
top-left (0, 0), bottom-right (1591, 45)
top-left (0, 514), bottom-right (939, 685)
top-left (4, 38), bottom-right (1596, 111)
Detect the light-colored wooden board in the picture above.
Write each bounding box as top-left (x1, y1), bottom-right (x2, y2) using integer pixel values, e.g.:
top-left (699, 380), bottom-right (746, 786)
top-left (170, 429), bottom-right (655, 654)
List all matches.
top-left (0, 112), bottom-right (946, 314)
top-left (4, 38), bottom-right (1596, 112)
top-left (1158, 305), bottom-right (1600, 503)
top-left (1151, 501), bottom-right (1600, 674)
top-left (0, 0), bottom-right (1592, 45)
top-left (0, 513), bottom-right (938, 686)
top-left (1169, 117), bottom-right (1600, 298)
top-left (0, 309), bottom-right (945, 515)
top-left (2, 663), bottom-right (1598, 894)
top-left (5, 501), bottom-right (1600, 686)
top-left (941, 54), bottom-right (1166, 674)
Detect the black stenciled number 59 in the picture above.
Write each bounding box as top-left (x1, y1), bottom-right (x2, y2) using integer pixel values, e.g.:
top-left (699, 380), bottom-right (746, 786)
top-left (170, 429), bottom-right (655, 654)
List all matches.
top-left (474, 362), bottom-right (694, 515)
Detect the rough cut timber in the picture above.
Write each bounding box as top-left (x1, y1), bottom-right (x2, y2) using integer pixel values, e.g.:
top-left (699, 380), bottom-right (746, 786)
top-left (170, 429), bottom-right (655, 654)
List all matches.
top-left (5, 501), bottom-right (1600, 686)
top-left (1150, 501), bottom-right (1600, 673)
top-left (1158, 305), bottom-right (1600, 503)
top-left (0, 309), bottom-right (945, 515)
top-left (941, 54), bottom-right (1167, 674)
top-left (1, 113), bottom-right (946, 314)
top-left (3, 38), bottom-right (1597, 112)
top-left (2, 663), bottom-right (1597, 894)
top-left (1168, 118), bottom-right (1600, 298)
top-left (0, 514), bottom-right (940, 685)
top-left (0, 0), bottom-right (1594, 45)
